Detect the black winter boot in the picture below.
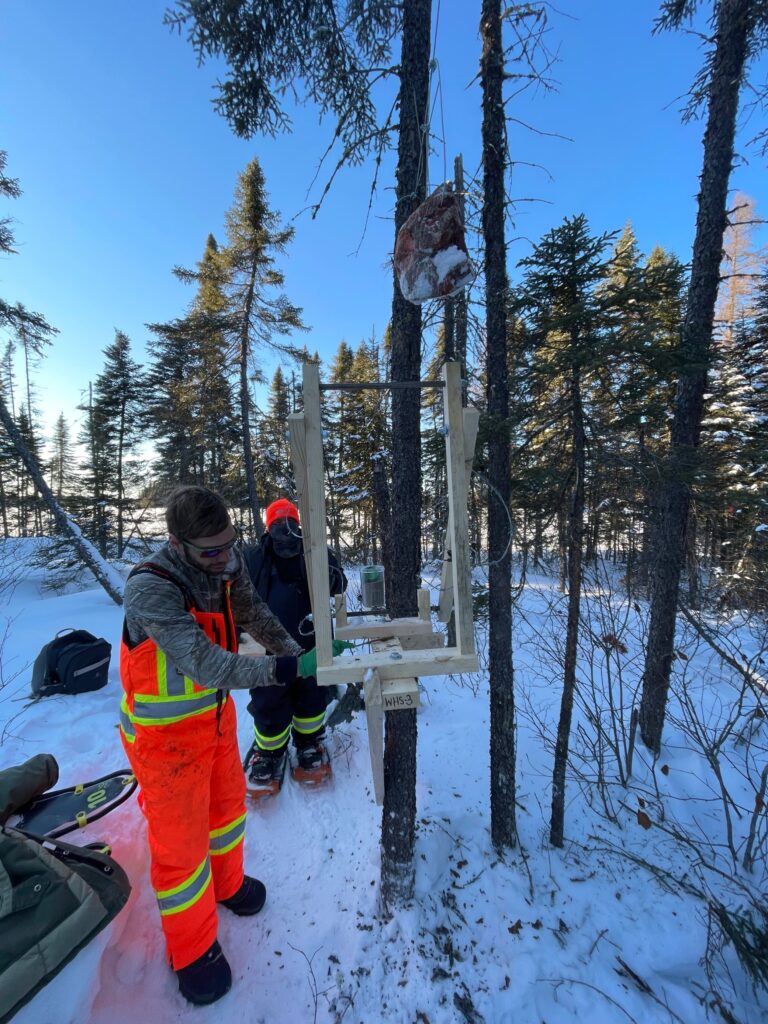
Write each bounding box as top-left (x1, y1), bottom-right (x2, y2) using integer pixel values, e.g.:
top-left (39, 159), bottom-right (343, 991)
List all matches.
top-left (176, 940), bottom-right (231, 1005)
top-left (219, 874), bottom-right (266, 916)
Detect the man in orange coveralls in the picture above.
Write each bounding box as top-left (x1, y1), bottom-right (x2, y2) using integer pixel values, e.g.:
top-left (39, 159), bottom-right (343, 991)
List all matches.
top-left (119, 485), bottom-right (350, 1005)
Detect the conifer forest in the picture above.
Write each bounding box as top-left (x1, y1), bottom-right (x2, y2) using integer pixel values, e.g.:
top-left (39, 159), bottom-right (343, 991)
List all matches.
top-left (2, 3), bottom-right (768, 1022)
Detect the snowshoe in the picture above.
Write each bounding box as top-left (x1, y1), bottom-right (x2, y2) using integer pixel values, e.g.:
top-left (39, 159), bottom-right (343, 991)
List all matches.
top-left (9, 768), bottom-right (137, 839)
top-left (244, 744), bottom-right (289, 801)
top-left (291, 742), bottom-right (332, 787)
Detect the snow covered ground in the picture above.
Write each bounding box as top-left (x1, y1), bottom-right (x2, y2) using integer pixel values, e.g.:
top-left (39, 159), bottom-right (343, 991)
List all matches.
top-left (1, 540), bottom-right (766, 1024)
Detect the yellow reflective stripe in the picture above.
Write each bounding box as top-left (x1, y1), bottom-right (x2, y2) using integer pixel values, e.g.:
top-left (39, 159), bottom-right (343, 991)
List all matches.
top-left (292, 712), bottom-right (325, 735)
top-left (209, 813), bottom-right (246, 840)
top-left (210, 813), bottom-right (246, 856)
top-left (119, 697), bottom-right (136, 742)
top-left (156, 648), bottom-right (168, 698)
top-left (157, 857), bottom-right (212, 916)
top-left (134, 689), bottom-right (218, 703)
top-left (255, 724), bottom-right (291, 750)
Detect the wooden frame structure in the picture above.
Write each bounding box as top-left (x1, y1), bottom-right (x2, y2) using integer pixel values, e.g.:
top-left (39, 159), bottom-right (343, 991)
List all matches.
top-left (287, 360), bottom-right (479, 802)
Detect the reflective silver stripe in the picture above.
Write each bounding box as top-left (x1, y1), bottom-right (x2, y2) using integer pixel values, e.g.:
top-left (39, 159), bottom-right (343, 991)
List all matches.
top-left (156, 649), bottom-right (192, 697)
top-left (164, 663), bottom-right (191, 697)
top-left (132, 690), bottom-right (220, 724)
top-left (209, 814), bottom-right (246, 855)
top-left (255, 724), bottom-right (291, 750)
top-left (156, 857), bottom-right (212, 916)
top-left (119, 702), bottom-right (136, 742)
top-left (73, 657), bottom-right (110, 677)
top-left (292, 712), bottom-right (325, 736)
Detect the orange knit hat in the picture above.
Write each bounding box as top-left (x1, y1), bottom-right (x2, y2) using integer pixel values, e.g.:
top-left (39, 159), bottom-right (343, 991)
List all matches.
top-left (265, 498), bottom-right (300, 530)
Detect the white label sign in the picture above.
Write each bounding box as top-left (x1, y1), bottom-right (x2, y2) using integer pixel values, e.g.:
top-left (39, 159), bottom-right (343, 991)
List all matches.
top-left (381, 686), bottom-right (420, 712)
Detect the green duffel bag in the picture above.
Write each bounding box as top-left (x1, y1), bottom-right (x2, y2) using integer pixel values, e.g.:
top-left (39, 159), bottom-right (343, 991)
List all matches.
top-left (0, 756), bottom-right (131, 1023)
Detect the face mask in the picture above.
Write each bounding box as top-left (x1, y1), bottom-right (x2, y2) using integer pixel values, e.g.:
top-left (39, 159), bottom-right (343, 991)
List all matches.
top-left (269, 521), bottom-right (302, 559)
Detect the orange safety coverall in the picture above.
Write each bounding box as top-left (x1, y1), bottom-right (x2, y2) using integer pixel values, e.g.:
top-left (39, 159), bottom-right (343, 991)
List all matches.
top-left (120, 571), bottom-right (246, 971)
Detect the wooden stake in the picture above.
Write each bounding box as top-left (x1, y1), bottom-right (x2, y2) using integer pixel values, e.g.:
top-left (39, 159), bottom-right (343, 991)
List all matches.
top-left (363, 668), bottom-right (385, 805)
top-left (442, 362), bottom-right (475, 656)
top-left (300, 363), bottom-right (333, 667)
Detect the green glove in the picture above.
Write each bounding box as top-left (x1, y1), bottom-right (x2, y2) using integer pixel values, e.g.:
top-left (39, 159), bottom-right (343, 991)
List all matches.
top-left (297, 640), bottom-right (355, 678)
top-left (297, 647), bottom-right (317, 679)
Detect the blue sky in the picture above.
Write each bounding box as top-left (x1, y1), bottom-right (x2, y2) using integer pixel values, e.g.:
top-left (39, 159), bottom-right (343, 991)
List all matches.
top-left (1, 2), bottom-right (766, 440)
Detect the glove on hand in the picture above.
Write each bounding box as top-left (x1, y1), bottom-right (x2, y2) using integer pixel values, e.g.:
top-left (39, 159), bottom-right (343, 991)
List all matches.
top-left (297, 640), bottom-right (355, 678)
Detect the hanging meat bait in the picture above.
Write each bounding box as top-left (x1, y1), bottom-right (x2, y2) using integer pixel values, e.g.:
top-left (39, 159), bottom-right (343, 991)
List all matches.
top-left (394, 183), bottom-right (475, 305)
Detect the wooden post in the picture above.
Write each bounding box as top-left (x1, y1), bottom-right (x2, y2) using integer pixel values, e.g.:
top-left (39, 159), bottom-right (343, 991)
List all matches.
top-left (438, 405), bottom-right (479, 622)
top-left (443, 362), bottom-right (475, 657)
top-left (334, 592), bottom-right (348, 630)
top-left (362, 642), bottom-right (421, 805)
top-left (363, 668), bottom-right (385, 805)
top-left (287, 411), bottom-right (314, 603)
top-left (298, 362), bottom-right (333, 667)
top-left (417, 587), bottom-right (431, 622)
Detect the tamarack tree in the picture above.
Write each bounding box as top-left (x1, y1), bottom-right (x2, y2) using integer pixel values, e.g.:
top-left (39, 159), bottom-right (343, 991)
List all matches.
top-left (640, 0), bottom-right (768, 753)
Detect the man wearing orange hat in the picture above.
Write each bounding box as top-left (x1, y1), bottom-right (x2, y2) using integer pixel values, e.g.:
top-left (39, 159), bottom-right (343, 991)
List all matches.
top-left (242, 497), bottom-right (347, 796)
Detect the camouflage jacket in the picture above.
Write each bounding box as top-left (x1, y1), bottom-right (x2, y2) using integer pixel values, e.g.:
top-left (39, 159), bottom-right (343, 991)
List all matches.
top-left (122, 542), bottom-right (303, 690)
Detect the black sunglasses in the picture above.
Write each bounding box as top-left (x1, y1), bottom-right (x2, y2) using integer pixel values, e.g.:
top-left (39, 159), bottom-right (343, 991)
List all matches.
top-left (181, 536), bottom-right (239, 559)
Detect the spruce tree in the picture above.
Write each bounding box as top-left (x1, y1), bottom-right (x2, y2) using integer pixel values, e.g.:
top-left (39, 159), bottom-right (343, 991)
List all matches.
top-left (257, 365), bottom-right (294, 510)
top-left (221, 158), bottom-right (305, 531)
top-left (148, 234), bottom-right (239, 494)
top-left (517, 214), bottom-right (620, 846)
top-left (165, 1), bottom-right (401, 171)
top-left (325, 340), bottom-right (357, 561)
top-left (91, 331), bottom-right (144, 557)
top-left (49, 412), bottom-right (73, 501)
top-left (145, 318), bottom-right (199, 486)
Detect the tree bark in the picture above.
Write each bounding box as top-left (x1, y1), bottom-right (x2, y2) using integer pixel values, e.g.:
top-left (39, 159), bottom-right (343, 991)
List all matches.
top-left (0, 393), bottom-right (124, 604)
top-left (380, 0), bottom-right (431, 910)
top-left (454, 154), bottom-right (468, 404)
top-left (640, 0), bottom-right (754, 753)
top-left (481, 0), bottom-right (516, 852)
top-left (550, 362), bottom-right (585, 847)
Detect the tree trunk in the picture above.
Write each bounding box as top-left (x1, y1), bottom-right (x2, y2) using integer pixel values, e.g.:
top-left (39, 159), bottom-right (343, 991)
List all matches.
top-left (481, 0), bottom-right (516, 853)
top-left (640, 0), bottom-right (753, 753)
top-left (117, 399), bottom-right (126, 558)
top-left (533, 513), bottom-right (543, 567)
top-left (239, 262), bottom-right (263, 534)
top-left (0, 393), bottom-right (124, 604)
top-left (550, 362), bottom-right (585, 847)
top-left (454, 154), bottom-right (468, 404)
top-left (686, 508), bottom-right (700, 609)
top-left (380, 0), bottom-right (431, 910)
top-left (558, 505), bottom-right (567, 591)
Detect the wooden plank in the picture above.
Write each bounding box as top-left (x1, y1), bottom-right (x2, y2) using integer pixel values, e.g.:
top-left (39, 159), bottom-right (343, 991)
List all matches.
top-left (300, 362), bottom-right (333, 667)
top-left (442, 362), bottom-right (475, 656)
top-left (417, 587), bottom-right (431, 622)
top-left (438, 405), bottom-right (479, 623)
top-left (316, 647), bottom-right (478, 686)
top-left (334, 617), bottom-right (433, 642)
top-left (363, 668), bottom-right (385, 805)
top-left (287, 412), bottom-right (314, 602)
top-left (399, 632), bottom-right (445, 651)
top-left (334, 593), bottom-right (348, 630)
top-left (380, 677), bottom-right (421, 712)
